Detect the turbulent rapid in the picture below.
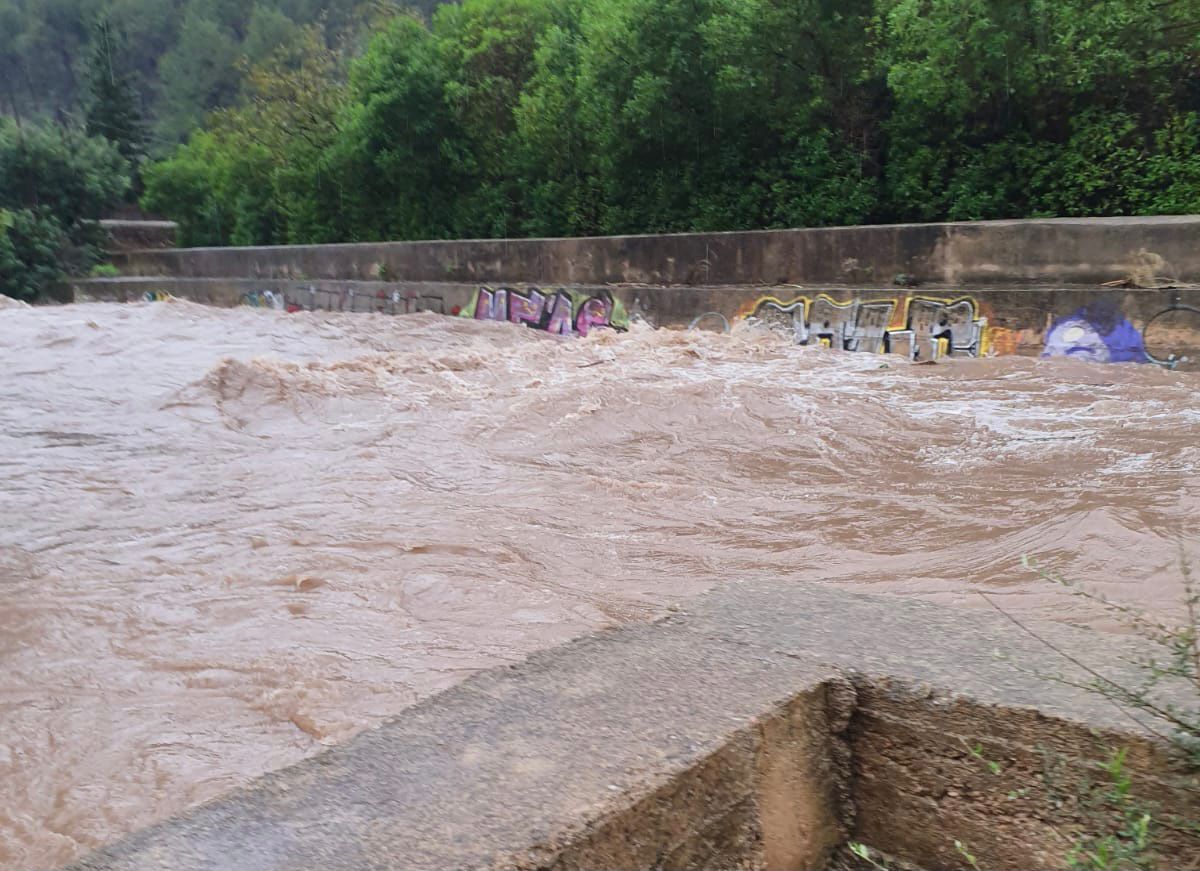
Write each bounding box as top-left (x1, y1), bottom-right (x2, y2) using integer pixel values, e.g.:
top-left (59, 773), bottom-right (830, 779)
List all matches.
top-left (1, 300), bottom-right (1197, 869)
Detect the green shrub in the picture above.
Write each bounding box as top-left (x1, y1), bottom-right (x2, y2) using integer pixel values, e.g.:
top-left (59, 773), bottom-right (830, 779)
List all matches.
top-left (0, 208), bottom-right (69, 301)
top-left (0, 121), bottom-right (128, 300)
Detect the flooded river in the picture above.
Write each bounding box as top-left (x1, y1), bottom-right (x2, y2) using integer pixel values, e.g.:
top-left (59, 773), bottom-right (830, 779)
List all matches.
top-left (1, 299), bottom-right (1197, 868)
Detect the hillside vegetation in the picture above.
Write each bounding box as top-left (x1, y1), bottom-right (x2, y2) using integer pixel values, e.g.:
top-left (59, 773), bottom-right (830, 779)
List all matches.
top-left (0, 1), bottom-right (446, 148)
top-left (142, 0), bottom-right (1200, 246)
top-left (5, 0), bottom-right (1200, 254)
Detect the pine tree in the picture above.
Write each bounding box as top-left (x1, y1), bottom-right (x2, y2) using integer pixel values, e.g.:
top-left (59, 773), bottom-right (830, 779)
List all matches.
top-left (85, 19), bottom-right (146, 196)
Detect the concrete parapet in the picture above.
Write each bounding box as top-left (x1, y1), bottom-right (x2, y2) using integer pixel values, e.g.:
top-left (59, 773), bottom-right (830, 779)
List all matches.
top-left (75, 216), bottom-right (1200, 367)
top-left (105, 217), bottom-right (1200, 288)
top-left (98, 220), bottom-right (178, 252)
top-left (70, 581), bottom-right (1198, 871)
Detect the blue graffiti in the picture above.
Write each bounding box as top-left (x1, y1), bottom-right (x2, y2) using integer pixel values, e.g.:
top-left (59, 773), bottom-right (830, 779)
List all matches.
top-left (1042, 303), bottom-right (1146, 364)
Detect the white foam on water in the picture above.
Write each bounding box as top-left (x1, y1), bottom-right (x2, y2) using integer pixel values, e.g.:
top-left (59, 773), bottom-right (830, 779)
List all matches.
top-left (1, 302), bottom-right (1197, 868)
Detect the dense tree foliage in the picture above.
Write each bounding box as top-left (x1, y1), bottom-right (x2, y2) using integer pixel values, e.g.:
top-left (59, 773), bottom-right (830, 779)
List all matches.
top-left (141, 0), bottom-right (1200, 246)
top-left (876, 0), bottom-right (1200, 221)
top-left (7, 0), bottom-right (1197, 248)
top-left (0, 0), bottom-right (452, 151)
top-left (0, 1), bottom-right (451, 297)
top-left (0, 120), bottom-right (128, 299)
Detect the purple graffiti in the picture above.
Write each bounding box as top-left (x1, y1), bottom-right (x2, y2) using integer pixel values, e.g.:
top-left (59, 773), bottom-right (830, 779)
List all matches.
top-left (471, 287), bottom-right (622, 337)
top-left (574, 297), bottom-right (612, 337)
top-left (507, 289), bottom-right (546, 326)
top-left (545, 293), bottom-right (575, 336)
top-left (474, 287), bottom-right (508, 321)
top-left (1043, 302), bottom-right (1146, 364)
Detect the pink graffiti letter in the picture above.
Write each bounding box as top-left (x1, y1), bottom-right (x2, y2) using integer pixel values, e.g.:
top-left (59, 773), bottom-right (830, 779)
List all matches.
top-left (508, 289), bottom-right (546, 326)
top-left (546, 292), bottom-right (576, 336)
top-left (474, 288), bottom-right (508, 321)
top-left (575, 298), bottom-right (612, 337)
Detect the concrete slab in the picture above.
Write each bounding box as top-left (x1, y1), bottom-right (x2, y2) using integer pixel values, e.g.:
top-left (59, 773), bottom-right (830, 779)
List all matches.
top-left (69, 581), bottom-right (1198, 871)
top-left (70, 617), bottom-right (843, 871)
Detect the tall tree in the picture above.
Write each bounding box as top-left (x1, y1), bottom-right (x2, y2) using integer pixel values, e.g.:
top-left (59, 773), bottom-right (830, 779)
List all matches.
top-left (326, 13), bottom-right (467, 240)
top-left (433, 0), bottom-right (557, 237)
top-left (154, 8), bottom-right (242, 145)
top-left (85, 18), bottom-right (146, 195)
top-left (142, 24), bottom-right (349, 245)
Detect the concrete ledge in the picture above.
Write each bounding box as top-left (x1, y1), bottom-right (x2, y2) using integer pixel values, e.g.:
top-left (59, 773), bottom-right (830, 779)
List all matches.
top-left (106, 217), bottom-right (1200, 288)
top-left (98, 220), bottom-right (178, 252)
top-left (70, 581), bottom-right (1198, 871)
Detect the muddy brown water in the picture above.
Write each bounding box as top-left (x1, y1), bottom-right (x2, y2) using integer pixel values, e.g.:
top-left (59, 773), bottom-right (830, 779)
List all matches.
top-left (1, 300), bottom-right (1197, 869)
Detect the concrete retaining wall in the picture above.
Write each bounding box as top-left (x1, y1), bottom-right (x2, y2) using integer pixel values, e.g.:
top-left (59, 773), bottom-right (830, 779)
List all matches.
top-left (99, 220), bottom-right (177, 252)
top-left (70, 581), bottom-right (1199, 871)
top-left (72, 216), bottom-right (1200, 367)
top-left (107, 217), bottom-right (1200, 288)
top-left (72, 275), bottom-right (1200, 367)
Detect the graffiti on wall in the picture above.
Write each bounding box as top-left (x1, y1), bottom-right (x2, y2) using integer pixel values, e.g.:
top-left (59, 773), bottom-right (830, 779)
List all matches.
top-left (1042, 301), bottom-right (1146, 363)
top-left (1142, 304), bottom-right (1200, 368)
top-left (145, 281), bottom-right (1195, 368)
top-left (462, 287), bottom-right (629, 337)
top-left (240, 289), bottom-right (285, 310)
top-left (239, 287), bottom-right (449, 315)
top-left (1042, 299), bottom-right (1200, 368)
top-left (746, 294), bottom-right (989, 360)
